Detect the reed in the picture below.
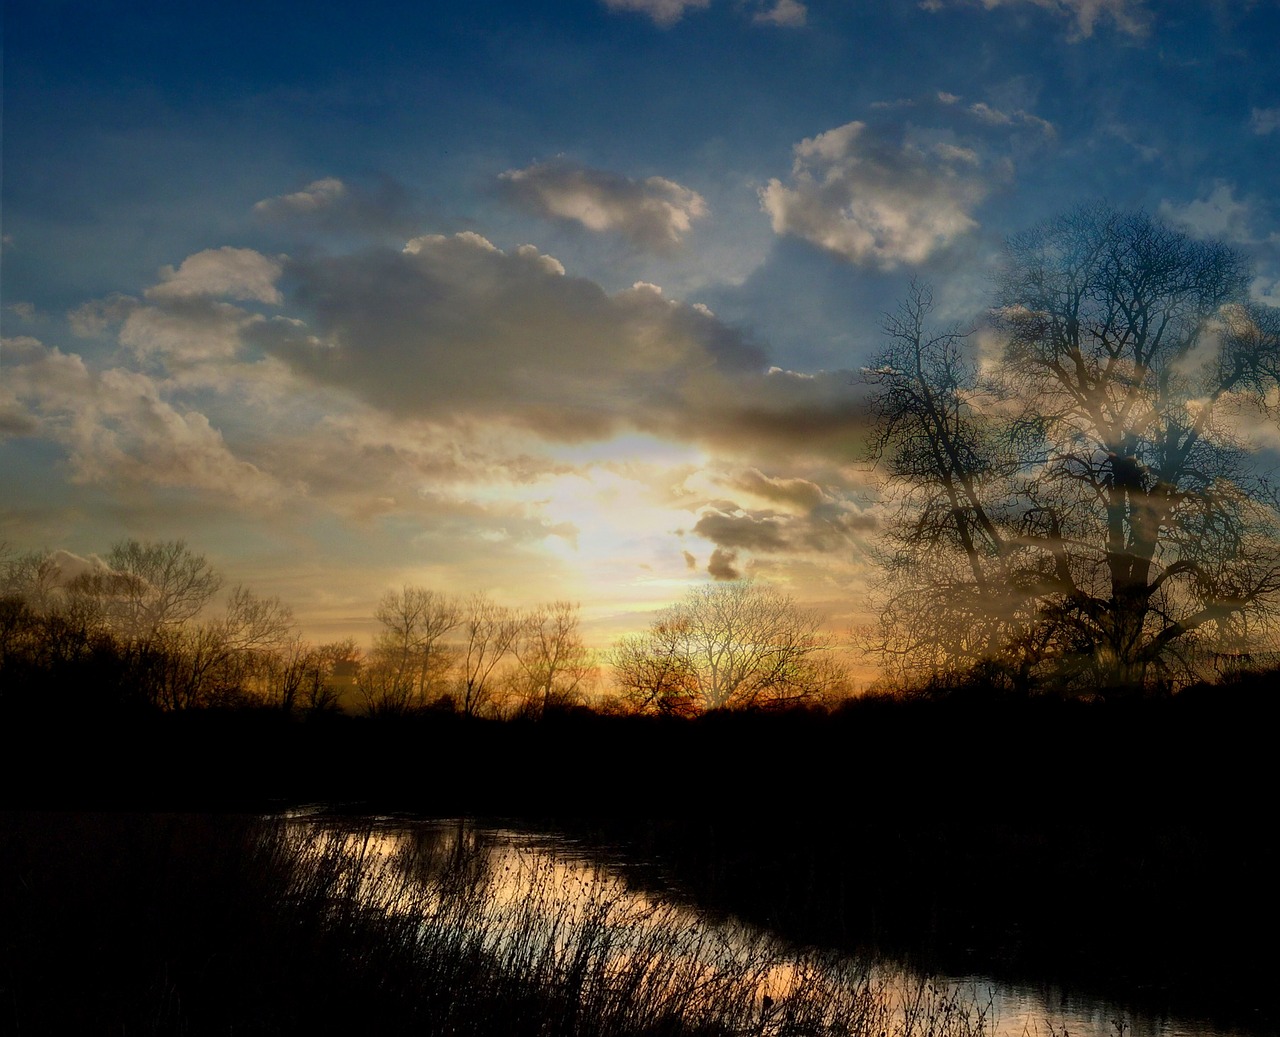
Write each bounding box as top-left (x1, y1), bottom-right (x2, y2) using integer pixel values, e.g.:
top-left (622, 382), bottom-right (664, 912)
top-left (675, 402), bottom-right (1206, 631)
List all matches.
top-left (2, 812), bottom-right (991, 1036)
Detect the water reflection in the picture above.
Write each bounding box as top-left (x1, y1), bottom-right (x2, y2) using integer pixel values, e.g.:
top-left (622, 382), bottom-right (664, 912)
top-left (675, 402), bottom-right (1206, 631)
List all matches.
top-left (279, 813), bottom-right (1258, 1037)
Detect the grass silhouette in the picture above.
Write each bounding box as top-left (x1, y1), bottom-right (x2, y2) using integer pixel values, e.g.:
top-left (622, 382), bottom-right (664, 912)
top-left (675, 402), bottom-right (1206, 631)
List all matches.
top-left (2, 811), bottom-right (999, 1037)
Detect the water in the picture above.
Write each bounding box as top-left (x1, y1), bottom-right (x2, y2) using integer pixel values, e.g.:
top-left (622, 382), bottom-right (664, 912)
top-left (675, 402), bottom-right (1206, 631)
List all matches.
top-left (280, 811), bottom-right (1265, 1037)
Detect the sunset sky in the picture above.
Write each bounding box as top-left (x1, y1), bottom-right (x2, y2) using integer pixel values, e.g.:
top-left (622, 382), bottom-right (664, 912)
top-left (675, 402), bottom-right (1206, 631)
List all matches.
top-left (3, 0), bottom-right (1279, 651)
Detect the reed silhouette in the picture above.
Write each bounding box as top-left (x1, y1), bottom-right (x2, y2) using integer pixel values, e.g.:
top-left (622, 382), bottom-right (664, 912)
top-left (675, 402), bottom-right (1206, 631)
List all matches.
top-left (2, 811), bottom-right (1001, 1037)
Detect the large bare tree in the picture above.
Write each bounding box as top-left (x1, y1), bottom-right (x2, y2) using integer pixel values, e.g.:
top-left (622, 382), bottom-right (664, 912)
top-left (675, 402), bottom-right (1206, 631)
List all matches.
top-left (866, 205), bottom-right (1280, 695)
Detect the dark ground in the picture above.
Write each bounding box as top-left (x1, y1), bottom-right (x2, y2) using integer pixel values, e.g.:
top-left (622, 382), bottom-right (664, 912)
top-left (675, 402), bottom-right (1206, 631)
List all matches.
top-left (2, 682), bottom-right (1276, 1032)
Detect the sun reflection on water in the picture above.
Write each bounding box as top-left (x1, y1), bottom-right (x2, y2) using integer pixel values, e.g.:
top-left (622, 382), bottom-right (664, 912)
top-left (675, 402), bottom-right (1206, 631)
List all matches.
top-left (277, 813), bottom-right (1257, 1037)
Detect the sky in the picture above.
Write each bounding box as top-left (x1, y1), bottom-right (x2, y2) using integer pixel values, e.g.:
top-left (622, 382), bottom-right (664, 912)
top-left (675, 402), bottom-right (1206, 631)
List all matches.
top-left (3, 0), bottom-right (1279, 653)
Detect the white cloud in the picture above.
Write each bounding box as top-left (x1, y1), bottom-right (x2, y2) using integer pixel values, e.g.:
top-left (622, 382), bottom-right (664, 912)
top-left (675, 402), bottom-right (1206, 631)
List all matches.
top-left (922, 0), bottom-right (1151, 40)
top-left (760, 120), bottom-right (992, 268)
top-left (1251, 276), bottom-right (1280, 308)
top-left (1159, 182), bottom-right (1260, 245)
top-left (121, 300), bottom-right (264, 369)
top-left (752, 0), bottom-right (807, 27)
top-left (499, 160), bottom-right (707, 253)
top-left (147, 247), bottom-right (284, 305)
top-left (74, 259), bottom-right (274, 373)
top-left (253, 176), bottom-right (417, 236)
top-left (601, 0), bottom-right (711, 27)
top-left (3, 340), bottom-right (283, 505)
top-left (255, 177), bottom-right (347, 215)
top-left (1250, 108), bottom-right (1280, 135)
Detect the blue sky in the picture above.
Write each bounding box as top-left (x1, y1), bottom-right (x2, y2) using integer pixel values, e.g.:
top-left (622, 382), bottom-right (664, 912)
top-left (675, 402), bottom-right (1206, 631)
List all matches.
top-left (3, 0), bottom-right (1279, 649)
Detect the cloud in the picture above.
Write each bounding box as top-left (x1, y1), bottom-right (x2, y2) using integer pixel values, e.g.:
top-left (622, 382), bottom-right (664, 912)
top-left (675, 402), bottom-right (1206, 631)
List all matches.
top-left (760, 120), bottom-right (992, 269)
top-left (2, 339), bottom-right (283, 505)
top-left (920, 0), bottom-right (1151, 40)
top-left (601, 0), bottom-right (711, 27)
top-left (1250, 108), bottom-right (1280, 136)
top-left (253, 175), bottom-right (419, 237)
top-left (691, 492), bottom-right (876, 559)
top-left (73, 262), bottom-right (271, 373)
top-left (751, 0), bottom-right (807, 27)
top-left (1159, 182), bottom-right (1262, 245)
top-left (677, 456), bottom-right (880, 580)
top-left (707, 547), bottom-right (740, 580)
top-left (45, 549), bottom-right (114, 585)
top-left (726, 467), bottom-right (829, 510)
top-left (271, 231), bottom-right (770, 441)
top-left (146, 247), bottom-right (284, 305)
top-left (257, 177), bottom-right (346, 215)
top-left (694, 508), bottom-right (790, 552)
top-left (36, 232), bottom-right (887, 555)
top-left (966, 102), bottom-right (1054, 138)
top-left (1251, 276), bottom-right (1280, 308)
top-left (760, 95), bottom-right (1056, 269)
top-left (499, 159), bottom-right (707, 252)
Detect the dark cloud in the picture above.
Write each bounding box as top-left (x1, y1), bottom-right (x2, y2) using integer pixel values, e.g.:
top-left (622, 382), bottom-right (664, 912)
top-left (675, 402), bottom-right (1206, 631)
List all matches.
top-left (267, 232), bottom-right (781, 443)
top-left (727, 468), bottom-right (828, 509)
top-left (689, 369), bottom-right (877, 457)
top-left (693, 508), bottom-right (790, 552)
top-left (691, 484), bottom-right (878, 559)
top-left (707, 547), bottom-right (740, 580)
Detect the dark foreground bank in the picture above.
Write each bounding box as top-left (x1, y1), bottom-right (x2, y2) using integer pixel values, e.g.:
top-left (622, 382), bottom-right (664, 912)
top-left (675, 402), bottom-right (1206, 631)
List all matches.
top-left (1, 811), bottom-right (994, 1037)
top-left (2, 686), bottom-right (1275, 1031)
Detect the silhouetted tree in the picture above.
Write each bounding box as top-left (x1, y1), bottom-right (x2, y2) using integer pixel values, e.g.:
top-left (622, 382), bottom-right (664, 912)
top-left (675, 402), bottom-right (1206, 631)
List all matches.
top-left (0, 548), bottom-right (63, 615)
top-left (365, 586), bottom-right (462, 713)
top-left (512, 600), bottom-right (595, 717)
top-left (67, 539), bottom-right (223, 642)
top-left (866, 204), bottom-right (1280, 695)
top-left (457, 593), bottom-right (522, 718)
top-left (611, 580), bottom-right (838, 712)
top-left (609, 620), bottom-right (699, 716)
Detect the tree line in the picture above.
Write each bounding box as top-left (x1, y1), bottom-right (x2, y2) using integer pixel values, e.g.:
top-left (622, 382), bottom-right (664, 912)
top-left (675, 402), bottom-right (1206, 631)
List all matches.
top-left (0, 541), bottom-right (846, 717)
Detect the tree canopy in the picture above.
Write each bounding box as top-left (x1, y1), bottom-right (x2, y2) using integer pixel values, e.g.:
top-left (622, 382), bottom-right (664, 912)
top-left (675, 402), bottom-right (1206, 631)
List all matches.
top-left (611, 580), bottom-right (841, 713)
top-left (866, 203), bottom-right (1280, 695)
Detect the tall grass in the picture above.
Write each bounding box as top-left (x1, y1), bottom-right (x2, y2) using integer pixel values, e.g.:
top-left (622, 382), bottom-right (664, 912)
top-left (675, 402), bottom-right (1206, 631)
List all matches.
top-left (2, 812), bottom-right (992, 1036)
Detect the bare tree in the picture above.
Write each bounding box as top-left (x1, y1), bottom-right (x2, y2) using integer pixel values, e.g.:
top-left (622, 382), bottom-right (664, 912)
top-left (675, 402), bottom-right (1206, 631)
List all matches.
top-left (456, 593), bottom-right (522, 718)
top-left (138, 585), bottom-right (297, 710)
top-left (609, 621), bottom-right (698, 715)
top-left (367, 586), bottom-right (462, 712)
top-left (863, 280), bottom-right (1039, 688)
top-left (0, 549), bottom-right (63, 615)
top-left (611, 580), bottom-right (838, 712)
top-left (77, 539), bottom-right (223, 641)
top-left (512, 600), bottom-right (595, 716)
top-left (866, 204), bottom-right (1280, 695)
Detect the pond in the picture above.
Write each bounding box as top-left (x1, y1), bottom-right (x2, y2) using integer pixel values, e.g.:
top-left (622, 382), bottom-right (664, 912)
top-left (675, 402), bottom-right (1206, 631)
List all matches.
top-left (280, 811), bottom-right (1264, 1037)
